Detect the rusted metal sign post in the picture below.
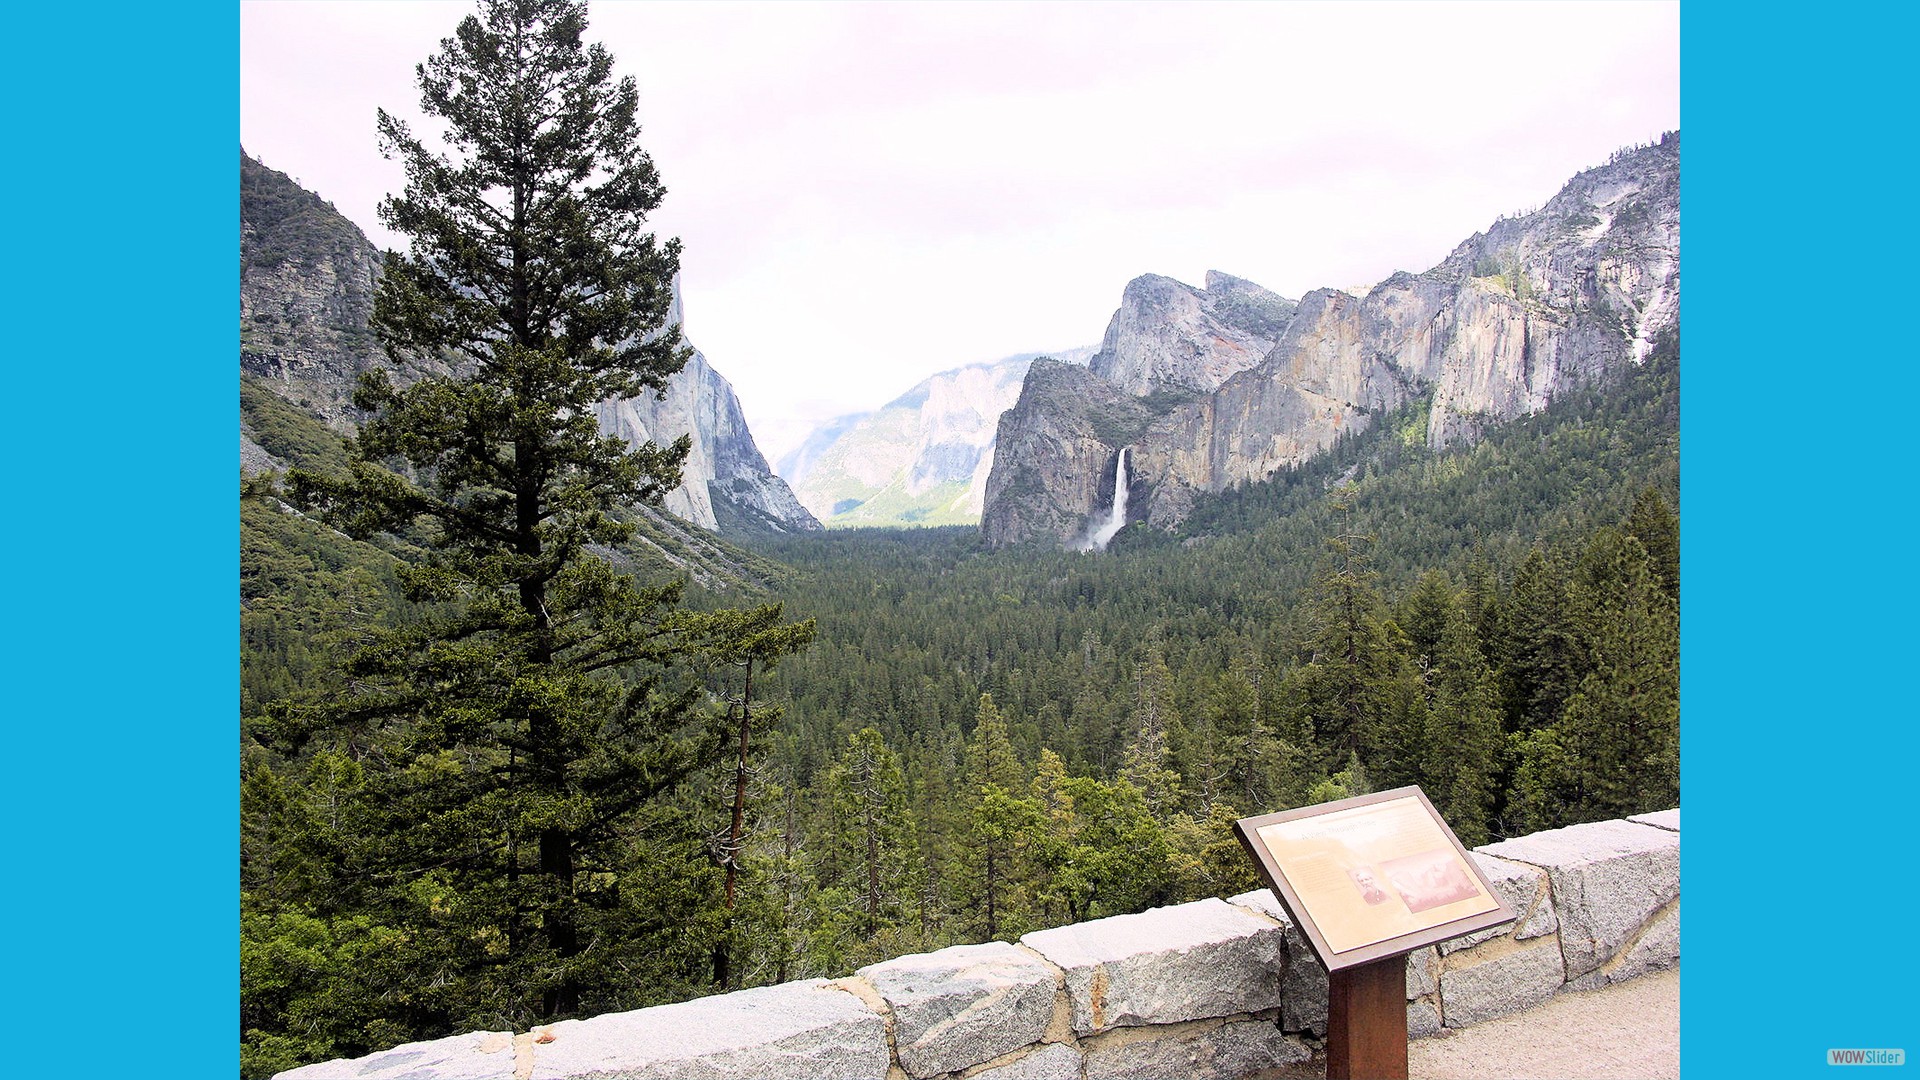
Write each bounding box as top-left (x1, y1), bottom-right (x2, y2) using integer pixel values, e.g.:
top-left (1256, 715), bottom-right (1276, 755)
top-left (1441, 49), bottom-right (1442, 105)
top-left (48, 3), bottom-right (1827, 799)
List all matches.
top-left (1235, 787), bottom-right (1514, 1080)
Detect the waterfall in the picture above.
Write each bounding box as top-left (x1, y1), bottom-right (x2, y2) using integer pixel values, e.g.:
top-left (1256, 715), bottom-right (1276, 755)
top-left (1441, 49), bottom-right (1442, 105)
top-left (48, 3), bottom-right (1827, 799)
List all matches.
top-left (1087, 447), bottom-right (1130, 551)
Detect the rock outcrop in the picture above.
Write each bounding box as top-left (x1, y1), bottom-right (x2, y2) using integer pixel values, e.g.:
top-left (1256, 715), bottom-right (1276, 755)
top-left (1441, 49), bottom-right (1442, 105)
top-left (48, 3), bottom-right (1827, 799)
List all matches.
top-left (980, 360), bottom-right (1156, 549)
top-left (983, 133), bottom-right (1680, 547)
top-left (241, 149), bottom-right (437, 428)
top-left (1089, 271), bottom-right (1296, 397)
top-left (239, 149), bottom-right (817, 535)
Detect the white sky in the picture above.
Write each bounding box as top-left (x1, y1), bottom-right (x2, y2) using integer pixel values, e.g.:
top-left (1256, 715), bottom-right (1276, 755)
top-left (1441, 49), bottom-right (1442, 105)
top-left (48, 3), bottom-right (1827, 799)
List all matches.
top-left (240, 1), bottom-right (1678, 462)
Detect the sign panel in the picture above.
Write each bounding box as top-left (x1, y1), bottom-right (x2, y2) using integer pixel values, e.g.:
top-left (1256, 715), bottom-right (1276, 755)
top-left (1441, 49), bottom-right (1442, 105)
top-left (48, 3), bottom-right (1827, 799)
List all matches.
top-left (1234, 786), bottom-right (1514, 970)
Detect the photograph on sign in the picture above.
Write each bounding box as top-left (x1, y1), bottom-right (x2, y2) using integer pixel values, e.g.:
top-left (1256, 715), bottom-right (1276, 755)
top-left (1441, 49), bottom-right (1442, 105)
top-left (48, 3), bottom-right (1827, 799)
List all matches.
top-left (1237, 787), bottom-right (1512, 967)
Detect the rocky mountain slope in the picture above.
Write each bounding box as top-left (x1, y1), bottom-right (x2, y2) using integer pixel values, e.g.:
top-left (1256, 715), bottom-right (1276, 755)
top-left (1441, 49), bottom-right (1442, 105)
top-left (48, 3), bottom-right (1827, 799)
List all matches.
top-left (780, 347), bottom-right (1095, 528)
top-left (239, 149), bottom-right (818, 535)
top-left (983, 133), bottom-right (1680, 547)
top-left (1089, 271), bottom-right (1295, 396)
top-left (241, 150), bottom-right (442, 430)
top-left (591, 285), bottom-right (818, 533)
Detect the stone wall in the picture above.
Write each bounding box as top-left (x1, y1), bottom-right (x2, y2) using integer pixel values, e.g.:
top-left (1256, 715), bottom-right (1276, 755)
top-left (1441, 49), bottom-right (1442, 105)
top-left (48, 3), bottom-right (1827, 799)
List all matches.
top-left (276, 810), bottom-right (1678, 1080)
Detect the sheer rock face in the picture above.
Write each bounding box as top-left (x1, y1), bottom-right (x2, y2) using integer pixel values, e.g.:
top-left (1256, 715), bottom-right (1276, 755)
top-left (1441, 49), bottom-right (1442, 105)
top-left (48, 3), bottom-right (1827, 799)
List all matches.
top-left (592, 286), bottom-right (820, 533)
top-left (238, 149), bottom-right (817, 535)
top-left (592, 346), bottom-right (818, 534)
top-left (1089, 271), bottom-right (1296, 397)
top-left (1133, 285), bottom-right (1419, 527)
top-left (240, 150), bottom-right (428, 429)
top-left (980, 360), bottom-right (1154, 549)
top-left (985, 134), bottom-right (1679, 547)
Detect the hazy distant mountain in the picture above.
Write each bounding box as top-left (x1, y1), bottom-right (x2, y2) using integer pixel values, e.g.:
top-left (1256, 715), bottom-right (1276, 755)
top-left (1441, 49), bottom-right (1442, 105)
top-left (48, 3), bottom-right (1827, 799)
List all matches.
top-left (779, 347), bottom-right (1095, 528)
top-left (774, 413), bottom-right (867, 496)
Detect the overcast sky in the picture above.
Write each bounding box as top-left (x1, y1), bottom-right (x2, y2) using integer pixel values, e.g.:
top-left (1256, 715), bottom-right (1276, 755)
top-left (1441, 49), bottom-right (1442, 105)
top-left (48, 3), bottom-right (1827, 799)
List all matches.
top-left (240, 1), bottom-right (1678, 462)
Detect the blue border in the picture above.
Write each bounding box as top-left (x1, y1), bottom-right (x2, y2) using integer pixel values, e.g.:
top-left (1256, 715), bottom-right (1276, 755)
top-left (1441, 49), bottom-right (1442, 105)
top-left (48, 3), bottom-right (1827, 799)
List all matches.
top-left (26, 3), bottom-right (1910, 1076)
top-left (1683, 4), bottom-right (1917, 1076)
top-left (11, 3), bottom-right (236, 1074)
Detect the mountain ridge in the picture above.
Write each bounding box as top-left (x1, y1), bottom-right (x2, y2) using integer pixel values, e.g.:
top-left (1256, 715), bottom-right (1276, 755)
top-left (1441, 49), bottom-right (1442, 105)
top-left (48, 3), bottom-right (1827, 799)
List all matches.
top-left (983, 133), bottom-right (1680, 546)
top-left (1088, 270), bottom-right (1296, 396)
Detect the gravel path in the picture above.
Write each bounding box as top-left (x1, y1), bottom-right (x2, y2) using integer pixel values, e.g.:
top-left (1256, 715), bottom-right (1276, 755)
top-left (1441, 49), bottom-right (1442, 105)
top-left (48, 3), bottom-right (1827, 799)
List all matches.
top-left (1410, 966), bottom-right (1679, 1079)
top-left (1268, 965), bottom-right (1679, 1080)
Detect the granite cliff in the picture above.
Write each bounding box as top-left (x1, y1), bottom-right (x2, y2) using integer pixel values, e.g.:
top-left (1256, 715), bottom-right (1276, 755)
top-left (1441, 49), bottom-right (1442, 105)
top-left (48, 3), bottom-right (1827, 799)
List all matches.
top-left (1089, 271), bottom-right (1295, 397)
top-left (980, 360), bottom-right (1156, 548)
top-left (983, 133), bottom-right (1680, 546)
top-left (591, 286), bottom-right (818, 533)
top-left (241, 150), bottom-right (433, 429)
top-left (238, 149), bottom-right (817, 535)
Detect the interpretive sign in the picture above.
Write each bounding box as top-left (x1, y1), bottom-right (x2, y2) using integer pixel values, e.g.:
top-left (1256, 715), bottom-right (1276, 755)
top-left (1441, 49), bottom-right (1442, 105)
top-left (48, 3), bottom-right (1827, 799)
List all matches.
top-left (1234, 786), bottom-right (1514, 972)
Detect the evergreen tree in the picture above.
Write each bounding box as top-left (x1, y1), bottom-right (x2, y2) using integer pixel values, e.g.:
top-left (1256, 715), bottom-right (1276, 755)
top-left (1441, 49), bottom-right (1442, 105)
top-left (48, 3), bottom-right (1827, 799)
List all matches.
top-left (903, 732), bottom-right (965, 945)
top-left (1202, 656), bottom-right (1285, 812)
top-left (1622, 487), bottom-right (1680, 603)
top-left (280, 0), bottom-right (765, 1029)
top-left (1420, 603), bottom-right (1503, 845)
top-left (703, 605), bottom-right (816, 990)
top-left (1295, 522), bottom-right (1397, 769)
top-left (1500, 546), bottom-right (1581, 733)
top-left (963, 692), bottom-right (1025, 792)
top-left (959, 694), bottom-right (1038, 940)
top-left (751, 771), bottom-right (819, 986)
top-left (1367, 637), bottom-right (1431, 794)
top-left (1305, 751), bottom-right (1372, 805)
top-left (1121, 631), bottom-right (1184, 820)
top-left (1171, 706), bottom-right (1227, 815)
top-left (1027, 758), bottom-right (1170, 925)
top-left (1505, 727), bottom-right (1578, 834)
top-left (817, 728), bottom-right (922, 954)
top-left (1399, 570), bottom-right (1457, 665)
top-left (1164, 802), bottom-right (1262, 901)
top-left (1506, 526), bottom-right (1678, 830)
top-left (1027, 749), bottom-right (1081, 925)
top-left (1560, 527), bottom-right (1680, 818)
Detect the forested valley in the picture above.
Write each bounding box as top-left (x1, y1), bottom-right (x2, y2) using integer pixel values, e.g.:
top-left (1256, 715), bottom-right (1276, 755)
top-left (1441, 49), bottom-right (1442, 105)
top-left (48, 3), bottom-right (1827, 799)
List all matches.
top-left (242, 329), bottom-right (1676, 1076)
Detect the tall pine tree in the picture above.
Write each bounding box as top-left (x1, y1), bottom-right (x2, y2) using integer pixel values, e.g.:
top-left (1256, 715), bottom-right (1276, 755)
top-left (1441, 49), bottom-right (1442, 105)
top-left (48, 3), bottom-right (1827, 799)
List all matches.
top-left (814, 728), bottom-right (923, 965)
top-left (959, 694), bottom-right (1039, 940)
top-left (1420, 601), bottom-right (1503, 845)
top-left (283, 0), bottom-right (757, 1028)
top-left (1292, 518), bottom-right (1398, 775)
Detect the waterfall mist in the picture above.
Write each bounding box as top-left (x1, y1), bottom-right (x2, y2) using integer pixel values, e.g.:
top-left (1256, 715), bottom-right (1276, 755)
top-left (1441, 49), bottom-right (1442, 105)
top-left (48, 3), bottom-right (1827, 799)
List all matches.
top-left (1079, 447), bottom-right (1131, 552)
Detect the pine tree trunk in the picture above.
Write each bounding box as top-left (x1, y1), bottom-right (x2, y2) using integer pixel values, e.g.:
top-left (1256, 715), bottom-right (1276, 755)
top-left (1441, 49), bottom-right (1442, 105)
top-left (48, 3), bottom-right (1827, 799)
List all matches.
top-left (985, 844), bottom-right (998, 940)
top-left (540, 826), bottom-right (578, 1016)
top-left (866, 807), bottom-right (881, 934)
top-left (717, 660), bottom-right (757, 990)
